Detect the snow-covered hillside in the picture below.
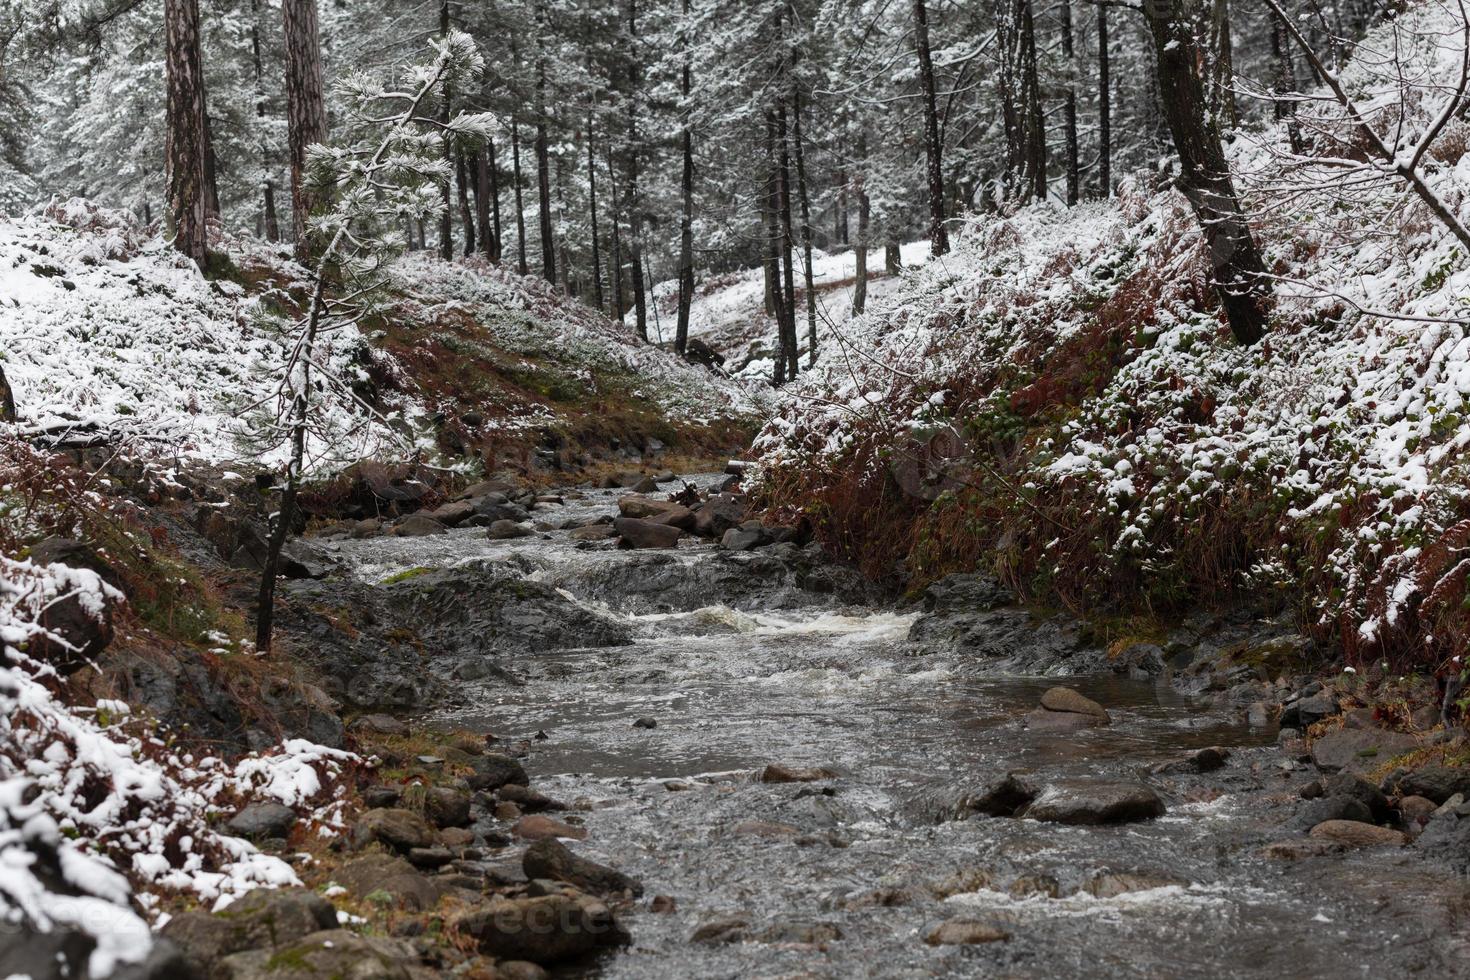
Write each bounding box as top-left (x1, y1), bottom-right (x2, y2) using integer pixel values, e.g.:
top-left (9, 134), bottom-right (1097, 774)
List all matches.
top-left (0, 200), bottom-right (765, 471)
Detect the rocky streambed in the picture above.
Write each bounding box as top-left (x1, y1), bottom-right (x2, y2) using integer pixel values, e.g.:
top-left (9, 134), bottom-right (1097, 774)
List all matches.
top-left (246, 476), bottom-right (1470, 979)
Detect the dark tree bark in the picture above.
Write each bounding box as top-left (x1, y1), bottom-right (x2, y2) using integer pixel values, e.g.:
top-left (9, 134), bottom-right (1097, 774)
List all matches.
top-left (249, 0), bottom-right (281, 242)
top-left (533, 0), bottom-right (555, 283)
top-left (776, 99), bottom-right (799, 381)
top-left (674, 0), bottom-right (695, 354)
top-left (475, 146), bottom-right (493, 258)
top-left (1144, 0), bottom-right (1270, 345)
top-left (764, 114), bottom-right (789, 386)
top-left (282, 0), bottom-right (328, 262)
top-left (1021, 0), bottom-right (1046, 201)
top-left (912, 0), bottom-right (948, 255)
top-left (511, 120), bottom-right (528, 275)
top-left (625, 0), bottom-right (648, 340)
top-left (852, 132), bottom-right (869, 316)
top-left (1271, 13), bottom-right (1303, 153)
top-left (456, 148), bottom-right (475, 256)
top-left (488, 138), bottom-right (503, 262)
top-left (437, 0), bottom-right (454, 261)
top-left (607, 139), bottom-right (625, 321)
top-left (885, 240), bottom-right (901, 275)
top-left (0, 363), bottom-right (15, 422)
top-left (1210, 0), bottom-right (1239, 131)
top-left (1097, 1), bottom-right (1111, 197)
top-left (587, 119), bottom-right (605, 312)
top-left (793, 90), bottom-right (816, 366)
top-left (1060, 0), bottom-right (1079, 205)
top-left (165, 0), bottom-right (209, 264)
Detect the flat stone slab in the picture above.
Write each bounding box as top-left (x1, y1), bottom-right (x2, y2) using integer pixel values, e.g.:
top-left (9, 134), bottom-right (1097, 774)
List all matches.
top-left (1310, 728), bottom-right (1418, 772)
top-left (1023, 780), bottom-right (1165, 825)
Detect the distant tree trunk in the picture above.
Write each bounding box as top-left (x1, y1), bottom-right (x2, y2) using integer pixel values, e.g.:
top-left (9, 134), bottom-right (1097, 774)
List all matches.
top-left (625, 0), bottom-right (648, 340)
top-left (765, 112), bottom-right (789, 386)
top-left (852, 132), bottom-right (869, 316)
top-left (165, 0), bottom-right (209, 264)
top-left (456, 148), bottom-right (475, 257)
top-left (437, 0), bottom-right (454, 261)
top-left (793, 91), bottom-right (817, 366)
top-left (1060, 0), bottom-right (1079, 205)
top-left (511, 120), bottom-right (528, 276)
top-left (606, 139), bottom-right (625, 321)
top-left (674, 0), bottom-right (695, 354)
top-left (475, 147), bottom-right (493, 258)
top-left (776, 99), bottom-right (799, 381)
top-left (1097, 2), bottom-right (1111, 197)
top-left (1210, 0), bottom-right (1239, 131)
top-left (912, 0), bottom-right (948, 255)
top-left (1271, 13), bottom-right (1303, 153)
top-left (587, 120), bottom-right (605, 312)
top-left (249, 0), bottom-right (281, 242)
top-left (1144, 0), bottom-right (1270, 345)
top-left (533, 1), bottom-right (555, 283)
top-left (885, 241), bottom-right (901, 275)
top-left (488, 138), bottom-right (503, 262)
top-left (282, 0), bottom-right (328, 262)
top-left (1021, 0), bottom-right (1046, 201)
top-left (0, 363), bottom-right (15, 422)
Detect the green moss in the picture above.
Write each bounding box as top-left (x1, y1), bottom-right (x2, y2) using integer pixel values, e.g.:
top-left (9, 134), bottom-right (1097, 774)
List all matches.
top-left (380, 566), bottom-right (431, 585)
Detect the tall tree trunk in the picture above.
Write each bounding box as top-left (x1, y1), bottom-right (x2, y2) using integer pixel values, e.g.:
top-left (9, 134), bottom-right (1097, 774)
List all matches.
top-left (282, 0), bottom-right (327, 262)
top-left (456, 148), bottom-right (475, 256)
top-left (437, 0), bottom-right (454, 261)
top-left (885, 240), bottom-right (901, 275)
top-left (488, 138), bottom-right (503, 262)
top-left (776, 100), bottom-right (799, 381)
top-left (533, 0), bottom-right (555, 283)
top-left (765, 112), bottom-right (789, 386)
top-left (1271, 12), bottom-right (1303, 153)
top-left (1097, 2), bottom-right (1111, 197)
top-left (1144, 0), bottom-right (1270, 345)
top-left (1060, 0), bottom-right (1079, 205)
top-left (912, 0), bottom-right (948, 255)
top-left (1021, 0), bottom-right (1046, 201)
top-left (625, 0), bottom-right (648, 340)
top-left (793, 90), bottom-right (817, 366)
top-left (249, 0), bottom-right (281, 242)
top-left (1211, 0), bottom-right (1239, 131)
top-left (165, 0), bottom-right (209, 264)
top-left (852, 131), bottom-right (869, 316)
top-left (475, 147), bottom-right (493, 258)
top-left (606, 139), bottom-right (625, 321)
top-left (587, 119), bottom-right (605, 312)
top-left (675, 0), bottom-right (695, 355)
top-left (511, 120), bottom-right (528, 275)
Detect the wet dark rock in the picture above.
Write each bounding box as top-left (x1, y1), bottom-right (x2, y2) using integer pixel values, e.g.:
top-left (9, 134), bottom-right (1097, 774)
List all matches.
top-left (1150, 746), bottom-right (1229, 776)
top-left (907, 773), bottom-right (1038, 822)
top-left (162, 887), bottom-right (337, 973)
top-left (569, 524), bottom-right (617, 541)
top-left (755, 919), bottom-right (843, 945)
top-left (1259, 838), bottom-right (1345, 860)
top-left (392, 514), bottom-right (447, 537)
top-left (730, 819), bottom-right (799, 838)
top-left (1310, 728), bottom-right (1418, 773)
top-left (1416, 804), bottom-right (1470, 870)
top-left (1082, 871), bottom-right (1189, 897)
top-left (0, 927), bottom-right (96, 980)
top-left (920, 573), bottom-right (1015, 612)
top-left (1040, 686), bottom-right (1110, 720)
top-left (513, 815), bottom-right (587, 841)
top-left (1291, 795), bottom-right (1374, 831)
top-left (1023, 780), bottom-right (1166, 825)
top-left (617, 495), bottom-right (681, 519)
top-left (467, 753), bottom-right (528, 791)
top-left (1111, 642), bottom-right (1167, 679)
top-left (522, 838), bottom-right (643, 896)
top-left (1309, 820), bottom-right (1408, 847)
top-left (497, 962), bottom-right (550, 980)
top-left (693, 492), bottom-right (748, 537)
top-left (424, 787), bottom-right (472, 828)
top-left (1391, 764), bottom-right (1470, 804)
top-left (632, 716), bottom-right (657, 729)
top-left (1281, 693), bottom-right (1337, 729)
top-left (217, 929), bottom-right (416, 980)
top-left (499, 783), bottom-right (566, 812)
top-left (453, 893), bottom-right (627, 963)
top-left (425, 499), bottom-right (476, 526)
top-left (691, 915), bottom-right (750, 944)
top-left (25, 566), bottom-right (116, 673)
top-left (225, 802), bottom-right (297, 840)
top-left (110, 939), bottom-right (194, 980)
top-left (407, 845), bottom-right (453, 868)
top-left (923, 919), bottom-right (1010, 946)
top-left (351, 713), bottom-right (410, 736)
top-left (354, 808), bottom-right (435, 853)
top-left (487, 519), bottom-right (535, 539)
top-left (614, 517), bottom-right (682, 549)
top-left (332, 853), bottom-right (445, 910)
top-left (27, 537), bottom-right (126, 592)
top-left (720, 525), bottom-right (770, 551)
top-left (1398, 794), bottom-right (1439, 832)
top-left (1320, 772), bottom-right (1391, 821)
top-left (761, 763), bottom-right (838, 783)
top-left (907, 605), bottom-right (1107, 674)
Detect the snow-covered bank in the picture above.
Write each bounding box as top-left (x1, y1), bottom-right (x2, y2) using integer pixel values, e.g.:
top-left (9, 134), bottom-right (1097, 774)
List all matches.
top-left (755, 4), bottom-right (1470, 670)
top-left (0, 554), bottom-right (357, 974)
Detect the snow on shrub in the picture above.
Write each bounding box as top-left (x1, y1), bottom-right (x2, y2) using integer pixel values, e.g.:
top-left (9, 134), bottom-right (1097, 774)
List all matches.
top-left (0, 555), bottom-right (357, 973)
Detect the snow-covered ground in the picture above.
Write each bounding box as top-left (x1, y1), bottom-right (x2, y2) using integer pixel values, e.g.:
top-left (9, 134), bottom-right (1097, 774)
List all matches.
top-left (654, 240), bottom-right (932, 380)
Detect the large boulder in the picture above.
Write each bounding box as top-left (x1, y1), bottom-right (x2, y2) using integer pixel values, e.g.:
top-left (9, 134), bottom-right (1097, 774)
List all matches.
top-left (217, 929), bottom-right (416, 980)
top-left (225, 802), bottom-right (297, 840)
top-left (1023, 781), bottom-right (1165, 825)
top-left (1393, 764), bottom-right (1470, 804)
top-left (354, 808), bottom-right (435, 853)
top-left (452, 893), bottom-right (628, 963)
top-left (613, 518), bottom-right (682, 549)
top-left (906, 773), bottom-right (1038, 823)
top-left (1038, 686), bottom-right (1110, 720)
top-left (26, 569), bottom-right (118, 674)
top-left (162, 888), bottom-right (337, 973)
top-left (330, 854), bottom-right (445, 911)
top-left (693, 493), bottom-right (748, 537)
top-left (1310, 728), bottom-right (1418, 772)
top-left (1309, 820), bottom-right (1408, 848)
top-left (617, 496), bottom-right (682, 519)
top-left (467, 753), bottom-right (529, 791)
top-left (522, 838), bottom-right (643, 896)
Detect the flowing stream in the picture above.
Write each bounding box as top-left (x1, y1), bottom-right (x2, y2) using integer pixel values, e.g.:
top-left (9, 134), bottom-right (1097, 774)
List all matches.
top-left (324, 481), bottom-right (1470, 979)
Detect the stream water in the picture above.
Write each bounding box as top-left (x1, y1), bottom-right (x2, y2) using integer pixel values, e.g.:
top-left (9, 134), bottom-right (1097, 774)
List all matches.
top-left (324, 482), bottom-right (1470, 979)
